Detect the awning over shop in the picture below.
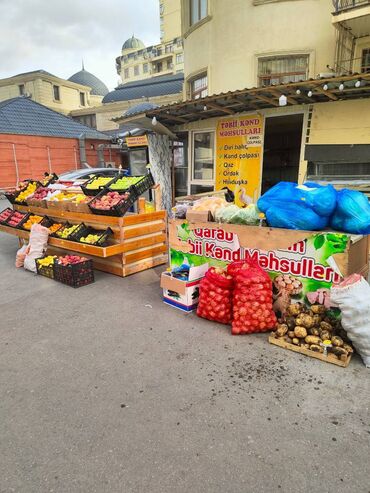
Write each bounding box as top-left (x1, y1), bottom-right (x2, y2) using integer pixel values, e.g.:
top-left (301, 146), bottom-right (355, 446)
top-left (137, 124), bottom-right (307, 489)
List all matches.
top-left (118, 73), bottom-right (370, 127)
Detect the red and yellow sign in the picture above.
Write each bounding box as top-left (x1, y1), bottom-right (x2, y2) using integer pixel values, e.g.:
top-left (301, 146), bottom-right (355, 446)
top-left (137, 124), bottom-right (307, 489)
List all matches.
top-left (126, 135), bottom-right (148, 147)
top-left (216, 114), bottom-right (264, 206)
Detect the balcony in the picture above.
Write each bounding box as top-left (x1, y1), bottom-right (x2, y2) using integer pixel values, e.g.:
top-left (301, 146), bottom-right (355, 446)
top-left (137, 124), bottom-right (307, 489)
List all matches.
top-left (332, 0), bottom-right (370, 37)
top-left (333, 0), bottom-right (370, 12)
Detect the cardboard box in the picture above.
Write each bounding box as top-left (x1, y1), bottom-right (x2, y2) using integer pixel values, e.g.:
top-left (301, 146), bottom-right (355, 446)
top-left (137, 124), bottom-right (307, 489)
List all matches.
top-left (186, 209), bottom-right (212, 223)
top-left (160, 264), bottom-right (209, 312)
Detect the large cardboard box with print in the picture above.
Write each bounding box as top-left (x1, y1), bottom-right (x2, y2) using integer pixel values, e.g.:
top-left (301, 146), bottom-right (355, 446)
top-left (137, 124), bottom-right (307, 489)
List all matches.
top-left (169, 219), bottom-right (369, 312)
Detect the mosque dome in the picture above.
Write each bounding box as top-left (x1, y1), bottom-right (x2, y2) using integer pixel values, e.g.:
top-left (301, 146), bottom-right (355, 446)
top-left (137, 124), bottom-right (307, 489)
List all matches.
top-left (68, 67), bottom-right (109, 96)
top-left (122, 35), bottom-right (145, 51)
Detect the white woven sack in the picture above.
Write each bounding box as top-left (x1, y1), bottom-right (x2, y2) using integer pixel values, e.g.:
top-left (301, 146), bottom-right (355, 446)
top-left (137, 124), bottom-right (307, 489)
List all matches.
top-left (331, 276), bottom-right (370, 367)
top-left (24, 224), bottom-right (49, 273)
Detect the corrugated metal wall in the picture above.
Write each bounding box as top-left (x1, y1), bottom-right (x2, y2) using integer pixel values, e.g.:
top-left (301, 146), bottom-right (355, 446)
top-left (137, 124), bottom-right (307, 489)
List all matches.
top-left (0, 134), bottom-right (121, 189)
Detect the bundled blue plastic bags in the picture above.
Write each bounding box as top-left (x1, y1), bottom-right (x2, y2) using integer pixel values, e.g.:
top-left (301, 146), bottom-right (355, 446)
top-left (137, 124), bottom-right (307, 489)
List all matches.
top-left (257, 182), bottom-right (370, 234)
top-left (331, 189), bottom-right (370, 235)
top-left (257, 182), bottom-right (337, 231)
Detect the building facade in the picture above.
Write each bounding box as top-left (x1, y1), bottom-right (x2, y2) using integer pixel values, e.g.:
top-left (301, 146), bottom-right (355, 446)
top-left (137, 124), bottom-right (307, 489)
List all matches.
top-left (119, 0), bottom-right (370, 200)
top-left (0, 69), bottom-right (108, 115)
top-left (115, 1), bottom-right (184, 84)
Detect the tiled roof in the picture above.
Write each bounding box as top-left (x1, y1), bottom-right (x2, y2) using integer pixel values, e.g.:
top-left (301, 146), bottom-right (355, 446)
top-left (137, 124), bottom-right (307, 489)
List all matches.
top-left (102, 73), bottom-right (183, 103)
top-left (11, 69), bottom-right (56, 78)
top-left (125, 102), bottom-right (159, 117)
top-left (0, 97), bottom-right (109, 140)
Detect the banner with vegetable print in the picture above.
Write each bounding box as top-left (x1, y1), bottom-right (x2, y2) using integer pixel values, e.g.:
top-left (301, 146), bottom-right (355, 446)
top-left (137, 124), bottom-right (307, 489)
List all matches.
top-left (170, 221), bottom-right (350, 312)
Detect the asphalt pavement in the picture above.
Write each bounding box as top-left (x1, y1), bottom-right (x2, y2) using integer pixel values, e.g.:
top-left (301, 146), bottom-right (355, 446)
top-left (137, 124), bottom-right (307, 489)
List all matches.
top-left (0, 199), bottom-right (369, 493)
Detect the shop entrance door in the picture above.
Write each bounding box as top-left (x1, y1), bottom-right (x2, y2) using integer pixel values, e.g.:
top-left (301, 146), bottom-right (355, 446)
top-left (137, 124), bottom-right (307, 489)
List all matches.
top-left (261, 114), bottom-right (304, 194)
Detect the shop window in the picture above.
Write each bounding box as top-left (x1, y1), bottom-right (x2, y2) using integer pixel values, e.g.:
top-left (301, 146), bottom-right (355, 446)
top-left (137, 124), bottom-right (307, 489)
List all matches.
top-left (190, 0), bottom-right (208, 25)
top-left (134, 65), bottom-right (140, 76)
top-left (361, 49), bottom-right (370, 73)
top-left (173, 135), bottom-right (189, 197)
top-left (190, 73), bottom-right (208, 99)
top-left (192, 131), bottom-right (214, 181)
top-left (258, 55), bottom-right (309, 86)
top-left (79, 92), bottom-right (86, 106)
top-left (143, 63), bottom-right (149, 73)
top-left (124, 68), bottom-right (130, 79)
top-left (19, 84), bottom-right (25, 96)
top-left (53, 85), bottom-right (60, 101)
top-left (176, 53), bottom-right (184, 64)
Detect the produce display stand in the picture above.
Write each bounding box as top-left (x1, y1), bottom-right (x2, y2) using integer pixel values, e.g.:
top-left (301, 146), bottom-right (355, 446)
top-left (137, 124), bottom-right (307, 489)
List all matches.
top-left (169, 218), bottom-right (369, 285)
top-left (268, 334), bottom-right (352, 368)
top-left (0, 204), bottom-right (167, 277)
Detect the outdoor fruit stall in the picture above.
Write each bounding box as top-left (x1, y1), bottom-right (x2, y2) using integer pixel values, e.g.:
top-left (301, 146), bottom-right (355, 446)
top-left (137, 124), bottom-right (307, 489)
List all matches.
top-left (0, 172), bottom-right (167, 278)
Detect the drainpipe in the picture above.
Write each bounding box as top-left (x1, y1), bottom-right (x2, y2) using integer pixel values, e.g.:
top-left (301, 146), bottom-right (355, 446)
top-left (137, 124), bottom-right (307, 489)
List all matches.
top-left (78, 133), bottom-right (90, 168)
top-left (97, 144), bottom-right (106, 167)
top-left (12, 144), bottom-right (20, 188)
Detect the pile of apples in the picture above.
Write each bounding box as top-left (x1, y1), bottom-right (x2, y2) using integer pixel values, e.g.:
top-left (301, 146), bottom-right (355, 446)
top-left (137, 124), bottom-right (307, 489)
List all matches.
top-left (79, 234), bottom-right (101, 244)
top-left (7, 211), bottom-right (27, 227)
top-left (0, 208), bottom-right (13, 223)
top-left (32, 188), bottom-right (49, 200)
top-left (92, 191), bottom-right (129, 210)
top-left (86, 176), bottom-right (113, 190)
top-left (57, 255), bottom-right (88, 266)
top-left (55, 224), bottom-right (80, 239)
top-left (110, 176), bottom-right (142, 190)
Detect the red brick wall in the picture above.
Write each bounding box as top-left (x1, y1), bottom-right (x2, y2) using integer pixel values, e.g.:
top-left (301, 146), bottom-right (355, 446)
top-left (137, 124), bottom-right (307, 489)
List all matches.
top-left (0, 134), bottom-right (121, 189)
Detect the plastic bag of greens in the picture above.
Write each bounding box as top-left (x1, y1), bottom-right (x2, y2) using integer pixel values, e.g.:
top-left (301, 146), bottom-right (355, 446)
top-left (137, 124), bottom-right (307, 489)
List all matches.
top-left (215, 205), bottom-right (239, 223)
top-left (230, 204), bottom-right (260, 225)
top-left (215, 204), bottom-right (260, 225)
top-left (330, 189), bottom-right (370, 234)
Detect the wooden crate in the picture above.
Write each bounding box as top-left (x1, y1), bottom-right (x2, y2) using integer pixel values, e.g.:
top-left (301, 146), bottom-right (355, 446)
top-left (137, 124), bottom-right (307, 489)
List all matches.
top-left (2, 204), bottom-right (168, 277)
top-left (269, 334), bottom-right (352, 368)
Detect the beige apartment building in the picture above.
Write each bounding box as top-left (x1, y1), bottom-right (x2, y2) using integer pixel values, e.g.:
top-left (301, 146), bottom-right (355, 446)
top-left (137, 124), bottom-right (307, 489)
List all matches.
top-left (0, 69), bottom-right (108, 115)
top-left (120, 0), bottom-right (370, 199)
top-left (115, 0), bottom-right (184, 84)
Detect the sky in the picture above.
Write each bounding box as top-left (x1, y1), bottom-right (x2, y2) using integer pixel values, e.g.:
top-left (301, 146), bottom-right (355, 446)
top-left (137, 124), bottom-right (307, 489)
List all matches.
top-left (0, 0), bottom-right (160, 90)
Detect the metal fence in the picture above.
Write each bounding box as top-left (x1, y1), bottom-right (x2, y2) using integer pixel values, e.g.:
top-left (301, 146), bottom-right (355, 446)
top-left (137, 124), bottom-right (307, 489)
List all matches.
top-left (333, 0), bottom-right (370, 12)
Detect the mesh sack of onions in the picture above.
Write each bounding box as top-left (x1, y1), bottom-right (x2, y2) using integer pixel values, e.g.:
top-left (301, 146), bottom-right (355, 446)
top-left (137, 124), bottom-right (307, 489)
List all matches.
top-left (232, 264), bottom-right (277, 335)
top-left (197, 267), bottom-right (233, 324)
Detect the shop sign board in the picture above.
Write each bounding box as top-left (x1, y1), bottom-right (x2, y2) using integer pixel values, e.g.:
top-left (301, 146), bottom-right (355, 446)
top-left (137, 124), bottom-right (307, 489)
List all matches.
top-left (170, 220), bottom-right (353, 310)
top-left (215, 114), bottom-right (264, 207)
top-left (126, 135), bottom-right (148, 147)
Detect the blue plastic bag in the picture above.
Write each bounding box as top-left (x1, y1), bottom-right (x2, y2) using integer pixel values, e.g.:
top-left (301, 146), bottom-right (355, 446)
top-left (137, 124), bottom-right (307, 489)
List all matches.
top-left (330, 189), bottom-right (370, 235)
top-left (258, 182), bottom-right (337, 217)
top-left (265, 203), bottom-right (329, 231)
top-left (257, 182), bottom-right (337, 231)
